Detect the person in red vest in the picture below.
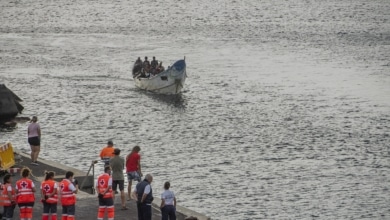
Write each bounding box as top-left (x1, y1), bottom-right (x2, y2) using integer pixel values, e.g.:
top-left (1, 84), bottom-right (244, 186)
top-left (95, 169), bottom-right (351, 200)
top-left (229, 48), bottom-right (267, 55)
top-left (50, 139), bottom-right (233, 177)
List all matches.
top-left (15, 167), bottom-right (36, 220)
top-left (59, 171), bottom-right (78, 220)
top-left (0, 174), bottom-right (16, 220)
top-left (96, 166), bottom-right (114, 220)
top-left (41, 171), bottom-right (58, 220)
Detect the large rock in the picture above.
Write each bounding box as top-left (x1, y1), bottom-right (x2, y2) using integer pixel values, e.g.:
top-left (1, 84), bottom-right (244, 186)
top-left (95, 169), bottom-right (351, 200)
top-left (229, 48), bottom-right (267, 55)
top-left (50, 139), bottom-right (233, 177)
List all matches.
top-left (0, 84), bottom-right (24, 121)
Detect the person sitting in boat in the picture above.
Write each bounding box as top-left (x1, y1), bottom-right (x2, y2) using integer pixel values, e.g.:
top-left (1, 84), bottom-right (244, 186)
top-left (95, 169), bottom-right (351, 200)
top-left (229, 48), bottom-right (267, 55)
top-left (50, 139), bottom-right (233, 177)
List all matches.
top-left (135, 57), bottom-right (142, 67)
top-left (132, 57), bottom-right (143, 77)
top-left (151, 56), bottom-right (158, 69)
top-left (139, 68), bottom-right (146, 78)
top-left (142, 57), bottom-right (151, 76)
top-left (157, 62), bottom-right (165, 73)
top-left (143, 57), bottom-right (150, 69)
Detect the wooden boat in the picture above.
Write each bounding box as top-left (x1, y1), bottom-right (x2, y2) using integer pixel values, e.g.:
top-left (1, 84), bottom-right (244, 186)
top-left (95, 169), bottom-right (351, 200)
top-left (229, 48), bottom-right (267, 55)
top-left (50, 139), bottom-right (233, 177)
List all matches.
top-left (132, 59), bottom-right (187, 94)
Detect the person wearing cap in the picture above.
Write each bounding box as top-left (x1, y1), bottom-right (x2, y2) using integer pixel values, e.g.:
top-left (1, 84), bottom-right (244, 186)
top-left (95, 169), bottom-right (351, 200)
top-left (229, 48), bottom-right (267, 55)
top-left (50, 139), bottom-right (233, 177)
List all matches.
top-left (109, 148), bottom-right (127, 210)
top-left (100, 141), bottom-right (115, 166)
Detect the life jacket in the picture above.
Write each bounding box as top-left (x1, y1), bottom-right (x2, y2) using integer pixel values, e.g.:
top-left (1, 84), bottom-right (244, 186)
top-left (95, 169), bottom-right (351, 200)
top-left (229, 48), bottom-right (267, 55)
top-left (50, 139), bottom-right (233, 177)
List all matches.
top-left (41, 179), bottom-right (58, 204)
top-left (97, 173), bottom-right (113, 199)
top-left (16, 178), bottom-right (35, 203)
top-left (59, 179), bottom-right (76, 206)
top-left (0, 183), bottom-right (16, 206)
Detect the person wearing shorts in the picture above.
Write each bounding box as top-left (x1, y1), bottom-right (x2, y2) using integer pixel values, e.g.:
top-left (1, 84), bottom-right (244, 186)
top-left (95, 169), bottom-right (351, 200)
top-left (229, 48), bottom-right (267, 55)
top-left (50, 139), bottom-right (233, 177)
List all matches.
top-left (110, 148), bottom-right (127, 210)
top-left (27, 116), bottom-right (41, 165)
top-left (126, 146), bottom-right (142, 200)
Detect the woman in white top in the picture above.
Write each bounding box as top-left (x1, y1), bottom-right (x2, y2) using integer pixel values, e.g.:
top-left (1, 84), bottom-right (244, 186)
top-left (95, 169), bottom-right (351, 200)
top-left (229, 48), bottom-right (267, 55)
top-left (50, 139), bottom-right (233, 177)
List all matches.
top-left (160, 181), bottom-right (176, 220)
top-left (27, 116), bottom-right (41, 165)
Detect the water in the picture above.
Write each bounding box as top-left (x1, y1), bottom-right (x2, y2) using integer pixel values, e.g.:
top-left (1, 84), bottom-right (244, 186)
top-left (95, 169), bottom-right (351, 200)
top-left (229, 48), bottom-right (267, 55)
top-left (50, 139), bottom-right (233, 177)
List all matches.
top-left (1, 0), bottom-right (390, 219)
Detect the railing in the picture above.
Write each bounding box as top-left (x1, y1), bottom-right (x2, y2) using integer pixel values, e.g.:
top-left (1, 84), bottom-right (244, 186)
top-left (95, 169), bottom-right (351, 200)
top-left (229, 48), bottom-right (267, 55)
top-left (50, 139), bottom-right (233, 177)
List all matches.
top-left (79, 160), bottom-right (98, 194)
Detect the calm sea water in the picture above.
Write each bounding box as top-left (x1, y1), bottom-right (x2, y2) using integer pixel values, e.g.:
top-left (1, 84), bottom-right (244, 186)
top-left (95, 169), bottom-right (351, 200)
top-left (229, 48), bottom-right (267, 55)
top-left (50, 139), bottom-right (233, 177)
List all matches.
top-left (1, 0), bottom-right (389, 219)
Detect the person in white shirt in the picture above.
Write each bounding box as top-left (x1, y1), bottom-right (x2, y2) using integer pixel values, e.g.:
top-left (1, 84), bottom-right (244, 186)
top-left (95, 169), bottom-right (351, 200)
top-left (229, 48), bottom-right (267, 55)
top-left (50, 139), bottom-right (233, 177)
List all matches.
top-left (160, 181), bottom-right (176, 220)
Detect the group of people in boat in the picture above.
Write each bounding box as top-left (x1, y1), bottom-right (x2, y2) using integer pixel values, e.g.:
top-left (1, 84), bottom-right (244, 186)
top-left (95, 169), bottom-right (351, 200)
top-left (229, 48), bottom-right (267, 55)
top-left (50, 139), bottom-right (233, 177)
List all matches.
top-left (133, 56), bottom-right (165, 78)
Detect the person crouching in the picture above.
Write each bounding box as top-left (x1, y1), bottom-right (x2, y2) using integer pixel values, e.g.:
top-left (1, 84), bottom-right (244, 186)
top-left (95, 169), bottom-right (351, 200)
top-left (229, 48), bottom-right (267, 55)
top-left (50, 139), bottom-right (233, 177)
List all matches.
top-left (96, 166), bottom-right (114, 220)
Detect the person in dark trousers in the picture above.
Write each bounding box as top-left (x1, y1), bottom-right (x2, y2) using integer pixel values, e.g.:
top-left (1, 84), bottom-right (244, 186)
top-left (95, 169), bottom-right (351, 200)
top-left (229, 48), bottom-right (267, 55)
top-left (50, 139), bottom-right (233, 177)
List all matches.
top-left (132, 174), bottom-right (153, 220)
top-left (100, 141), bottom-right (115, 166)
top-left (1, 174), bottom-right (16, 220)
top-left (59, 171), bottom-right (78, 220)
top-left (40, 171), bottom-right (58, 220)
top-left (160, 181), bottom-right (176, 220)
top-left (96, 166), bottom-right (114, 220)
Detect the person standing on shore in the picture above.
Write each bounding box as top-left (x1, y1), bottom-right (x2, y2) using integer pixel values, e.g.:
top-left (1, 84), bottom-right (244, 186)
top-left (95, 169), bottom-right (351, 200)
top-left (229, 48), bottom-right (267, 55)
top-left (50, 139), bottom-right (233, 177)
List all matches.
top-left (0, 174), bottom-right (16, 220)
top-left (126, 146), bottom-right (142, 201)
top-left (132, 174), bottom-right (154, 220)
top-left (100, 141), bottom-right (115, 166)
top-left (96, 166), bottom-right (114, 220)
top-left (59, 171), bottom-right (78, 220)
top-left (160, 181), bottom-right (177, 220)
top-left (15, 167), bottom-right (36, 220)
top-left (109, 148), bottom-right (127, 210)
top-left (27, 116), bottom-right (41, 165)
top-left (41, 171), bottom-right (58, 220)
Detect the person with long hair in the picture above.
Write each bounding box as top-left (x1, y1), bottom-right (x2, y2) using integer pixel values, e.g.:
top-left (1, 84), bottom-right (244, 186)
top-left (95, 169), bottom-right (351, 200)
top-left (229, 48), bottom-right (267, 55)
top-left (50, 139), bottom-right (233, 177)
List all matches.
top-left (27, 116), bottom-right (41, 165)
top-left (15, 167), bottom-right (36, 220)
top-left (41, 171), bottom-right (58, 220)
top-left (125, 145), bottom-right (142, 200)
top-left (1, 174), bottom-right (16, 220)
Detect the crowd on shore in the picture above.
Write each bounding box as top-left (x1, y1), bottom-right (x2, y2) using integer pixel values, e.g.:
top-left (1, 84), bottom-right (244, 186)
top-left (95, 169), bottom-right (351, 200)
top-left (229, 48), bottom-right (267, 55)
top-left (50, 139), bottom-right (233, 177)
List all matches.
top-left (0, 116), bottom-right (183, 220)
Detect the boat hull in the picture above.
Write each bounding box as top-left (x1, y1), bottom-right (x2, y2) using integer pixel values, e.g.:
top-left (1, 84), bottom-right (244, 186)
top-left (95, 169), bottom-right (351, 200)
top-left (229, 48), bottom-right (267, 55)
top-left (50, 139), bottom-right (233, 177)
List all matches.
top-left (133, 59), bottom-right (186, 94)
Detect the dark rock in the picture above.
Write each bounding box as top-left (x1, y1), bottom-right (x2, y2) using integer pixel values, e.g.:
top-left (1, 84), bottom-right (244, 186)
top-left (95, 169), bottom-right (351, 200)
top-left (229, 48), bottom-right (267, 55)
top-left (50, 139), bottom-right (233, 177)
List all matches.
top-left (0, 84), bottom-right (24, 121)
